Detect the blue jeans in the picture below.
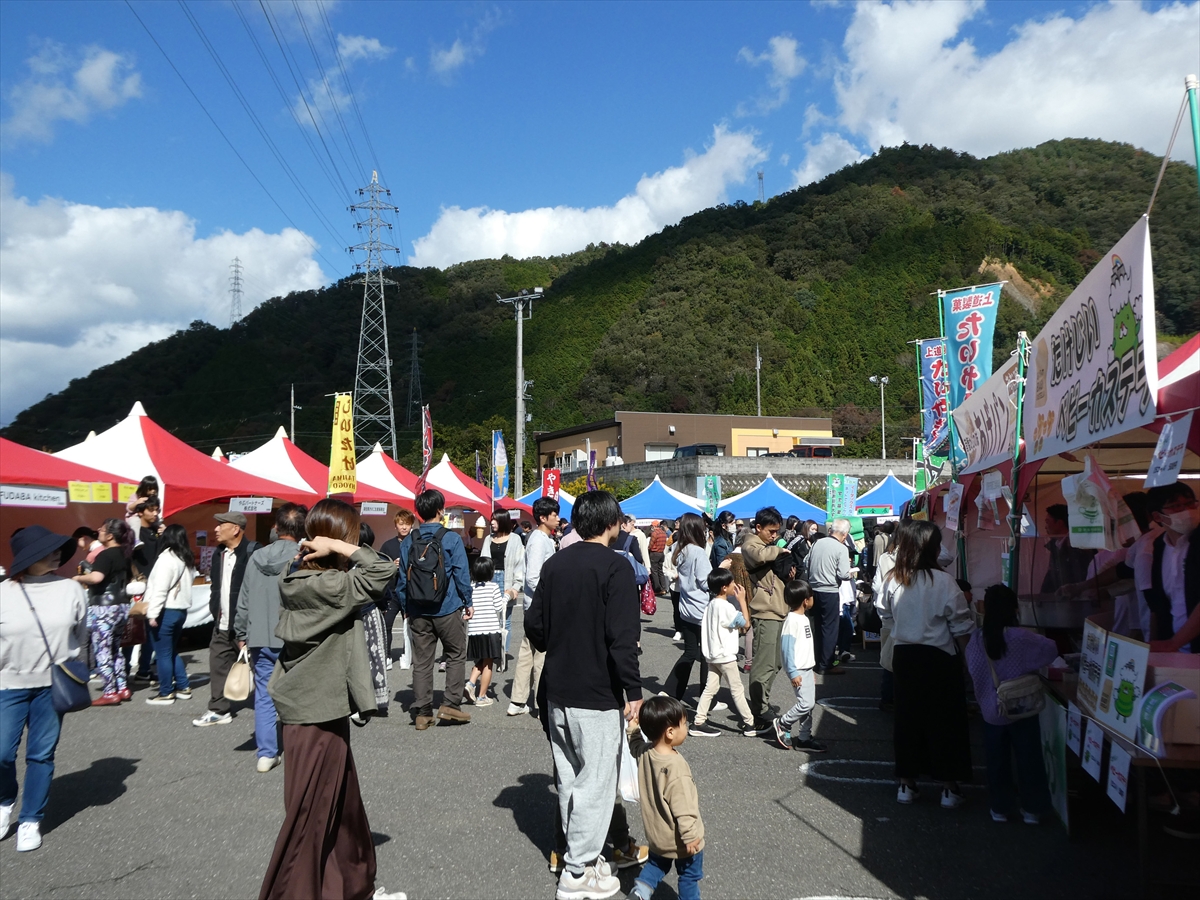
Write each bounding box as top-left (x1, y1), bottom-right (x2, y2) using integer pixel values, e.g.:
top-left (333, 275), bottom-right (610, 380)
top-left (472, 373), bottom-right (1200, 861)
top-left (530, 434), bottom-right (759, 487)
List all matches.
top-left (633, 850), bottom-right (704, 900)
top-left (149, 608), bottom-right (190, 697)
top-left (251, 647), bottom-right (281, 759)
top-left (0, 688), bottom-right (63, 824)
top-left (836, 603), bottom-right (855, 655)
top-left (982, 716), bottom-right (1051, 817)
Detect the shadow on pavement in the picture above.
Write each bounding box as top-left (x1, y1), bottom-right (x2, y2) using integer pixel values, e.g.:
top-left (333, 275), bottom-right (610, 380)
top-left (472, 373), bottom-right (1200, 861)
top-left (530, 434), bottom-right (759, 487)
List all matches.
top-left (371, 832), bottom-right (390, 847)
top-left (493, 772), bottom-right (556, 852)
top-left (43, 756), bottom-right (139, 834)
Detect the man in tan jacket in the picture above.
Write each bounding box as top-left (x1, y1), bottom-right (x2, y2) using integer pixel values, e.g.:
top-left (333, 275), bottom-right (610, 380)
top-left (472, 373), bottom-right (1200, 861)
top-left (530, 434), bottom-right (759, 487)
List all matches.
top-left (741, 506), bottom-right (790, 732)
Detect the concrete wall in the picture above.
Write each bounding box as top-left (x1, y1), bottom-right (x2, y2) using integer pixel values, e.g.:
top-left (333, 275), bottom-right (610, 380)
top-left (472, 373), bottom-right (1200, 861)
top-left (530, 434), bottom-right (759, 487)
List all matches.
top-left (601, 456), bottom-right (909, 496)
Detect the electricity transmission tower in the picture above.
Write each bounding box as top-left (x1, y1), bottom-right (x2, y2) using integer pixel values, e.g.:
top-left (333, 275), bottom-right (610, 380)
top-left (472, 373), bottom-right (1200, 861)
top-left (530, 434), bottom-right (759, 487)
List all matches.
top-left (229, 257), bottom-right (244, 325)
top-left (405, 329), bottom-right (424, 428)
top-left (757, 170), bottom-right (765, 204)
top-left (349, 171), bottom-right (400, 456)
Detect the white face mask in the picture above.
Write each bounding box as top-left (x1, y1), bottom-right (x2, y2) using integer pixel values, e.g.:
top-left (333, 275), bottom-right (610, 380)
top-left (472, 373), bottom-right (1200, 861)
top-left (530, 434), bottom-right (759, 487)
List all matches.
top-left (1165, 507), bottom-right (1198, 535)
top-left (725, 524), bottom-right (736, 535)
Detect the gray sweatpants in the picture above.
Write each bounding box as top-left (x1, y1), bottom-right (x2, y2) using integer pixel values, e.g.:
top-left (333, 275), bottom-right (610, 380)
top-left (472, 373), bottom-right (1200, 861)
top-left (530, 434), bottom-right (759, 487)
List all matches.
top-left (780, 668), bottom-right (816, 741)
top-left (548, 703), bottom-right (623, 875)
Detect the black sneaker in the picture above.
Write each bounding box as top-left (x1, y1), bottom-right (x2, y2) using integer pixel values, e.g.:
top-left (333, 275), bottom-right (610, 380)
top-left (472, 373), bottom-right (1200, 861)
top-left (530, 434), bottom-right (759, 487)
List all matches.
top-left (690, 722), bottom-right (721, 737)
top-left (751, 719), bottom-right (774, 735)
top-left (793, 737), bottom-right (828, 753)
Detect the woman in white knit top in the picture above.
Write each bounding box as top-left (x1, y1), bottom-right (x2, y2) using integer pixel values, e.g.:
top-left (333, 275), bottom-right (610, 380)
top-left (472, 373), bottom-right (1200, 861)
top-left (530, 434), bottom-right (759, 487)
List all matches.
top-left (0, 526), bottom-right (87, 853)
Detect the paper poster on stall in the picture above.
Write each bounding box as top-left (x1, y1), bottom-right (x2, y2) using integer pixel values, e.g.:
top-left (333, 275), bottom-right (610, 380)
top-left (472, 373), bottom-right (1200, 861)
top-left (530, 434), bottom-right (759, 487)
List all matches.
top-left (1145, 410), bottom-right (1192, 488)
top-left (1078, 619), bottom-right (1107, 714)
top-left (1024, 216), bottom-right (1157, 462)
top-left (1066, 702), bottom-right (1083, 756)
top-left (1105, 743), bottom-right (1132, 812)
top-left (1094, 633), bottom-right (1149, 741)
top-left (951, 355), bottom-right (1020, 475)
top-left (944, 482), bottom-right (965, 532)
top-left (1039, 696), bottom-right (1071, 832)
top-left (1081, 718), bottom-right (1105, 781)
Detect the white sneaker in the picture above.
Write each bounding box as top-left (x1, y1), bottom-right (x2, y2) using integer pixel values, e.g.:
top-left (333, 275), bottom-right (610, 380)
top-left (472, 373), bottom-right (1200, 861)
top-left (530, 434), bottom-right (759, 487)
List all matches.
top-left (555, 863), bottom-right (620, 900)
top-left (16, 821), bottom-right (41, 852)
top-left (0, 802), bottom-right (13, 840)
top-left (385, 658), bottom-right (393, 671)
top-left (475, 696), bottom-right (495, 707)
top-left (192, 711), bottom-right (232, 727)
top-left (712, 701), bottom-right (728, 712)
top-left (372, 888), bottom-right (407, 900)
top-left (940, 788), bottom-right (965, 809)
top-left (506, 703), bottom-right (529, 716)
top-left (145, 694), bottom-right (175, 705)
top-left (990, 809), bottom-right (1009, 823)
top-left (896, 783), bottom-right (920, 805)
top-left (672, 632), bottom-right (683, 642)
top-left (463, 681), bottom-right (477, 704)
top-left (256, 756), bottom-right (282, 773)
top-left (1021, 809), bottom-right (1041, 825)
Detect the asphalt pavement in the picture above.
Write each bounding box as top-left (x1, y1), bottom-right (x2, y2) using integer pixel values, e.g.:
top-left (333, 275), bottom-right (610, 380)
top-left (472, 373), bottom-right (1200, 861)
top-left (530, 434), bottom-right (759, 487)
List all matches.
top-left (0, 601), bottom-right (1174, 899)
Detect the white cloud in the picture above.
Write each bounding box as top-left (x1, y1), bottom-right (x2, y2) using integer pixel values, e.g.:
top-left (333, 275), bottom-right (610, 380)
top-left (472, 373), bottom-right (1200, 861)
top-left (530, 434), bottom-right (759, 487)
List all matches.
top-left (737, 34), bottom-right (807, 114)
top-left (0, 175), bottom-right (325, 424)
top-left (2, 42), bottom-right (142, 144)
top-left (834, 0), bottom-right (1200, 159)
top-left (428, 9), bottom-right (502, 80)
top-left (410, 126), bottom-right (767, 268)
top-left (790, 132), bottom-right (868, 187)
top-left (336, 34), bottom-right (393, 63)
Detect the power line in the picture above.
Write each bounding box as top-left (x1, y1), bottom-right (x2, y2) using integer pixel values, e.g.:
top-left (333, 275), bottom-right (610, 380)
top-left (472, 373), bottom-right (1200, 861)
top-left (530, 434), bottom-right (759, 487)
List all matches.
top-left (290, 0), bottom-right (367, 183)
top-left (123, 0), bottom-right (343, 275)
top-left (176, 0), bottom-right (349, 254)
top-left (257, 0), bottom-right (356, 199)
top-left (231, 0), bottom-right (350, 208)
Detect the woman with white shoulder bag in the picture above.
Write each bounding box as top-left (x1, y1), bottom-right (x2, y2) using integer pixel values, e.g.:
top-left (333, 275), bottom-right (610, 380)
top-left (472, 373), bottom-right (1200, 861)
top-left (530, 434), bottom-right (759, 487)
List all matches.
top-left (965, 584), bottom-right (1058, 824)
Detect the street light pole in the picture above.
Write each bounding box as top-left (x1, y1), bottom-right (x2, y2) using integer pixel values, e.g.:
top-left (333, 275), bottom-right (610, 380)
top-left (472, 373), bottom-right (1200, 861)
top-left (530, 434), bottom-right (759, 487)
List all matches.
top-left (869, 375), bottom-right (889, 459)
top-left (497, 287), bottom-right (543, 498)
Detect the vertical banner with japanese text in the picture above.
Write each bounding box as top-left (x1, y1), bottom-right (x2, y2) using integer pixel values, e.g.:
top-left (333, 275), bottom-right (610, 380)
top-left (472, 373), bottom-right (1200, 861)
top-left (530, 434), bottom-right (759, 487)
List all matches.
top-left (542, 468), bottom-right (561, 501)
top-left (417, 405), bottom-right (432, 493)
top-left (917, 338), bottom-right (951, 453)
top-left (1024, 217), bottom-right (1157, 462)
top-left (941, 283), bottom-right (1002, 413)
top-left (492, 430), bottom-right (509, 501)
top-left (327, 394), bottom-right (357, 496)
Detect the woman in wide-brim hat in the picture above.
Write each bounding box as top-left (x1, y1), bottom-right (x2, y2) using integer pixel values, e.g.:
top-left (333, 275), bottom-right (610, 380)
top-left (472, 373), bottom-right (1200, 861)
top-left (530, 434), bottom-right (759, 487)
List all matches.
top-left (0, 525), bottom-right (88, 853)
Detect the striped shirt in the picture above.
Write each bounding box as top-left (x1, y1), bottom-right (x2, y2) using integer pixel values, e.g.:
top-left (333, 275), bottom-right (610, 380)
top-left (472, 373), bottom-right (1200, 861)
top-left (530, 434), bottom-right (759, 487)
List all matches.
top-left (468, 582), bottom-right (505, 635)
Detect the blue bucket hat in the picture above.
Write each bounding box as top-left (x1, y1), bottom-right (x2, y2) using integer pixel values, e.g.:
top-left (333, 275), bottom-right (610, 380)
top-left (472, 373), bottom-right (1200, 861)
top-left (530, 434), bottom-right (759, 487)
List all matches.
top-left (8, 525), bottom-right (75, 577)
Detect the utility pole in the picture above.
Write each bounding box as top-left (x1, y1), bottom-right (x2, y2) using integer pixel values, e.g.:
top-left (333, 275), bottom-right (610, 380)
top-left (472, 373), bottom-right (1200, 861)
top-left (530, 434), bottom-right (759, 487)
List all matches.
top-left (349, 171), bottom-right (400, 457)
top-left (229, 257), bottom-right (243, 326)
top-left (496, 287), bottom-right (544, 498)
top-left (405, 329), bottom-right (424, 428)
top-left (870, 375), bottom-right (890, 459)
top-left (756, 344), bottom-right (762, 416)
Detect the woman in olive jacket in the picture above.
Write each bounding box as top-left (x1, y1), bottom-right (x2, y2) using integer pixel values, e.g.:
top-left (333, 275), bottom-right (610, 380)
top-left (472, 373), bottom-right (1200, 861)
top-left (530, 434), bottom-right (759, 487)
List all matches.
top-left (259, 499), bottom-right (403, 900)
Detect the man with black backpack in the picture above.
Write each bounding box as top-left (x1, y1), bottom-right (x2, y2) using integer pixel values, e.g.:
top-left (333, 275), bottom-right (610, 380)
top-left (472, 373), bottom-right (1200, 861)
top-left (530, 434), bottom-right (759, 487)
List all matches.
top-left (396, 489), bottom-right (473, 730)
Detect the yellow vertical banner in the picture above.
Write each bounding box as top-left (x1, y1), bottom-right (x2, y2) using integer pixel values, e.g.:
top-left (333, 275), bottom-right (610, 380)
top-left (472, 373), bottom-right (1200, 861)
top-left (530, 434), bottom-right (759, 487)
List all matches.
top-left (327, 393), bottom-right (358, 496)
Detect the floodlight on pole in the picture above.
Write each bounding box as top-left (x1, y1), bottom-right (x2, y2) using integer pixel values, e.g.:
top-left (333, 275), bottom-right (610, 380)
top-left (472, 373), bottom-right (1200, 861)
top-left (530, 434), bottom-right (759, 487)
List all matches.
top-left (496, 287), bottom-right (544, 498)
top-left (869, 375), bottom-right (889, 459)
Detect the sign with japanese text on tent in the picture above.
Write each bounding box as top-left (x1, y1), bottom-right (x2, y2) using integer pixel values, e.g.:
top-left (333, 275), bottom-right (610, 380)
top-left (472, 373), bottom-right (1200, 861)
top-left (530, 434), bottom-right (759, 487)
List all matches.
top-left (1145, 410), bottom-right (1192, 488)
top-left (1025, 216), bottom-right (1158, 462)
top-left (917, 338), bottom-right (951, 452)
top-left (492, 430), bottom-right (509, 501)
top-left (542, 468), bottom-right (561, 501)
top-left (327, 394), bottom-right (357, 496)
top-left (697, 476), bottom-right (721, 517)
top-left (951, 355), bottom-right (1021, 475)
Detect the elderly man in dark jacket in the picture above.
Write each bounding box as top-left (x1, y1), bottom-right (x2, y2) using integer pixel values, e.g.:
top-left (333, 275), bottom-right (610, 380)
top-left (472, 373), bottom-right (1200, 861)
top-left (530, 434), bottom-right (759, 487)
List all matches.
top-left (235, 503), bottom-right (306, 771)
top-left (194, 511), bottom-right (258, 728)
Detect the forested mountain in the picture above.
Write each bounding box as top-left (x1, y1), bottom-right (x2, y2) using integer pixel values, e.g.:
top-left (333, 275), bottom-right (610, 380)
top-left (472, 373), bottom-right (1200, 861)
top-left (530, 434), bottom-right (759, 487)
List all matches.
top-left (5, 139), bottom-right (1197, 478)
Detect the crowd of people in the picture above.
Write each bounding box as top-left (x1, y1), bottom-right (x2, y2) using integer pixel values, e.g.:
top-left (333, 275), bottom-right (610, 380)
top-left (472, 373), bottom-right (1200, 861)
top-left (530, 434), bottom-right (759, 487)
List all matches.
top-left (1, 476), bottom-right (1196, 900)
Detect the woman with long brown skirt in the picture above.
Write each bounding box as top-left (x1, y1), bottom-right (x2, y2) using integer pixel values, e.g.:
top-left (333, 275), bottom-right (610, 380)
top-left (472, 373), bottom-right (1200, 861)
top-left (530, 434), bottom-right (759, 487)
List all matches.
top-left (259, 498), bottom-right (405, 900)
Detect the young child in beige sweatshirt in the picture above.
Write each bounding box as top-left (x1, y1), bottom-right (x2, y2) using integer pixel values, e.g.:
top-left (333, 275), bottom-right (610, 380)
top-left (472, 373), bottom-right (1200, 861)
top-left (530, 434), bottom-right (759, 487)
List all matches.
top-left (627, 695), bottom-right (705, 900)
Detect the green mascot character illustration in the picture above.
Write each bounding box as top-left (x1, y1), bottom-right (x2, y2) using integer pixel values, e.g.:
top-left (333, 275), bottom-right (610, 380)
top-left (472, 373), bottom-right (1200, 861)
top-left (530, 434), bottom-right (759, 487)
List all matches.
top-left (1107, 252), bottom-right (1140, 364)
top-left (1114, 657), bottom-right (1140, 723)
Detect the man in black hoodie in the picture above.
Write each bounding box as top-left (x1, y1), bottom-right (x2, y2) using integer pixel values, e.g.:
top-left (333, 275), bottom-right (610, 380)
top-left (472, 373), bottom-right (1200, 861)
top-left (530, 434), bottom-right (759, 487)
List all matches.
top-left (527, 490), bottom-right (642, 900)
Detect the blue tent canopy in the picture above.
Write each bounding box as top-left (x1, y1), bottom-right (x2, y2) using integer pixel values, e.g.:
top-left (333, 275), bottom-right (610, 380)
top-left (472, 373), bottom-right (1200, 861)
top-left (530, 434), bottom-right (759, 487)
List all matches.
top-left (717, 474), bottom-right (827, 523)
top-left (854, 471), bottom-right (914, 516)
top-left (620, 476), bottom-right (703, 521)
top-left (517, 485), bottom-right (575, 517)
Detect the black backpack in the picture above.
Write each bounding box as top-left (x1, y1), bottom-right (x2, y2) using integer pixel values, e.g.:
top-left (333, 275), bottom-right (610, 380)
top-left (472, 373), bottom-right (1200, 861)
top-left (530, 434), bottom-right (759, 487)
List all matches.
top-left (406, 527), bottom-right (449, 606)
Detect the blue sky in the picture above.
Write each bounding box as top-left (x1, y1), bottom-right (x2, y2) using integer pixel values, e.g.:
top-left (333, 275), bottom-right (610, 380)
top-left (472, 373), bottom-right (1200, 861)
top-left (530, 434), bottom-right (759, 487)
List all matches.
top-left (1, 0), bottom-right (1197, 423)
